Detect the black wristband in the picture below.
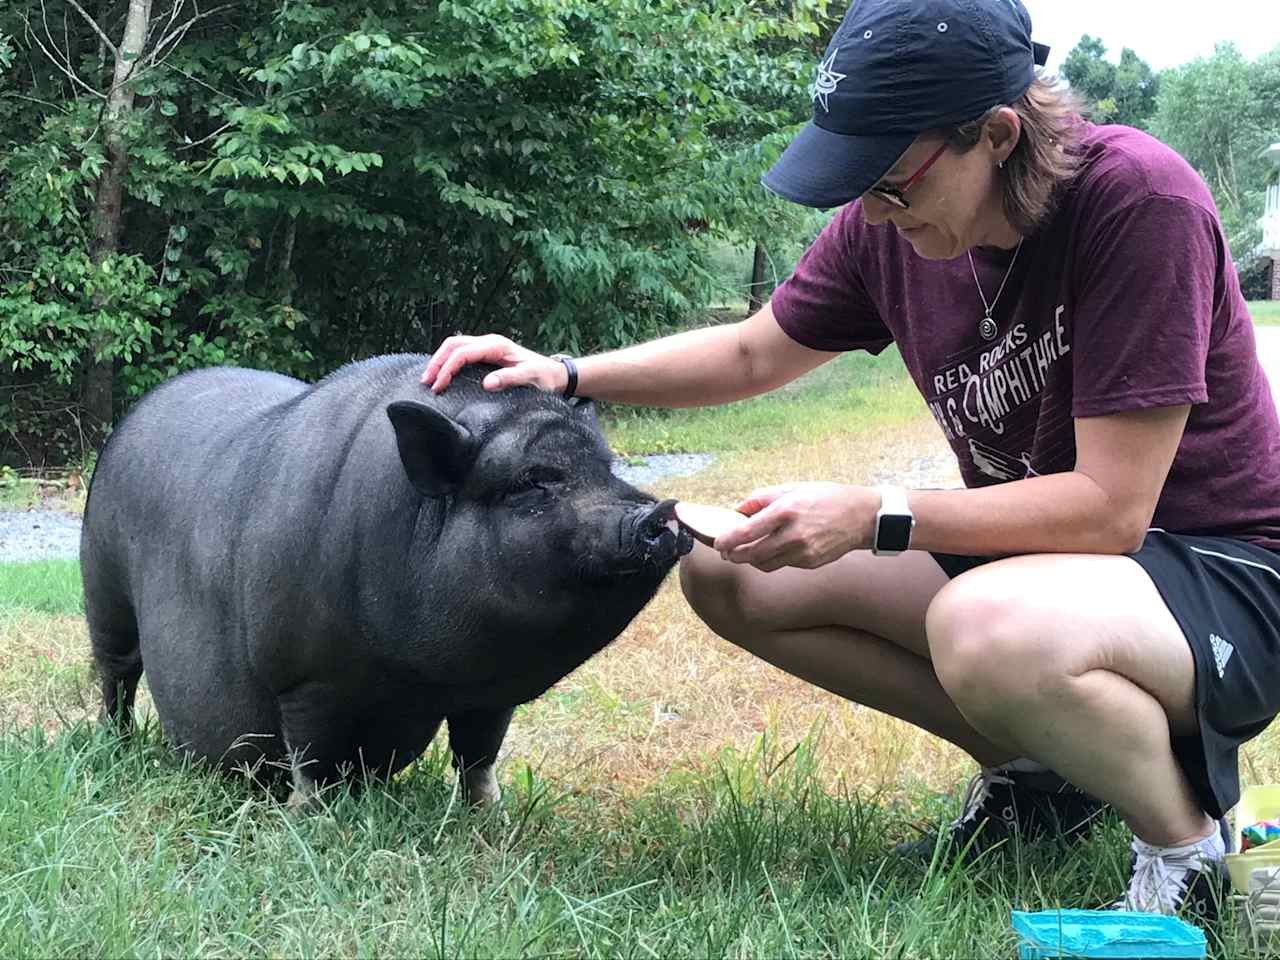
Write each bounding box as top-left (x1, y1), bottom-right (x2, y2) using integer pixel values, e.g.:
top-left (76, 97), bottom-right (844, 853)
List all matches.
top-left (549, 354), bottom-right (578, 399)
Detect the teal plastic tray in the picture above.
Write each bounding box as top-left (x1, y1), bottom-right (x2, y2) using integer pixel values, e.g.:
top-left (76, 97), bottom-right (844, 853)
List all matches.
top-left (1011, 909), bottom-right (1206, 959)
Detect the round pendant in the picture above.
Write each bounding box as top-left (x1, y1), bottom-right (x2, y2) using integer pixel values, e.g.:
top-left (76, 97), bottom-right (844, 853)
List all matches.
top-left (978, 316), bottom-right (998, 341)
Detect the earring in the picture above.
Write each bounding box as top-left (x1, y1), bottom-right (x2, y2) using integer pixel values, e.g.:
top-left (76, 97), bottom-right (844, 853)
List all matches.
top-left (997, 160), bottom-right (1005, 169)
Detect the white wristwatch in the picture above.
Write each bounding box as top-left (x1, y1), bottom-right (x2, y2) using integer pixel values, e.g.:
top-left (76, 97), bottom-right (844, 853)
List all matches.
top-left (872, 485), bottom-right (915, 556)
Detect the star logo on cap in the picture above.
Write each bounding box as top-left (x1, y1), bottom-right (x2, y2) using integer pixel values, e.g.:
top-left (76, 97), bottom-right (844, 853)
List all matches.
top-left (812, 49), bottom-right (847, 112)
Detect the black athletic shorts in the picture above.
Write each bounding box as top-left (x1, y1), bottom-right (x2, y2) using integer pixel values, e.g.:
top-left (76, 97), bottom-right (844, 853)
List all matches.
top-left (932, 530), bottom-right (1280, 820)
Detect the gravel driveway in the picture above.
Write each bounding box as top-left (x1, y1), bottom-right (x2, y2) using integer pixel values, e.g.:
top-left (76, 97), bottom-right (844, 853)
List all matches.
top-left (6, 326), bottom-right (1280, 566)
top-left (0, 453), bottom-right (716, 565)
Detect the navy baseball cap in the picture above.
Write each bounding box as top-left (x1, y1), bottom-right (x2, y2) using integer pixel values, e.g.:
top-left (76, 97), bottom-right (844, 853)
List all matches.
top-left (763, 0), bottom-right (1050, 209)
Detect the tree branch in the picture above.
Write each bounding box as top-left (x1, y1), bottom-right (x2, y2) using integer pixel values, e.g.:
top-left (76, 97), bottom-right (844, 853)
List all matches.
top-left (63, 0), bottom-right (119, 59)
top-left (176, 119), bottom-right (233, 150)
top-left (37, 0), bottom-right (75, 78)
top-left (74, 122), bottom-right (102, 151)
top-left (125, 2), bottom-right (235, 91)
top-left (2, 92), bottom-right (73, 113)
top-left (142, 0), bottom-right (183, 61)
top-left (24, 15), bottom-right (106, 100)
top-left (62, 4), bottom-right (71, 76)
top-left (160, 60), bottom-right (242, 104)
top-left (144, 3), bottom-right (233, 70)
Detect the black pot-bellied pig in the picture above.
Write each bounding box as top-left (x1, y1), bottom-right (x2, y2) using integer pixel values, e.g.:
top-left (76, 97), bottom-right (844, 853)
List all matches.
top-left (81, 354), bottom-right (692, 805)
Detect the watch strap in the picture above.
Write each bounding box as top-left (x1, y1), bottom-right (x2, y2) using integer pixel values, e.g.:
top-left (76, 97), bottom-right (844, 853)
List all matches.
top-left (877, 484), bottom-right (910, 517)
top-left (873, 484), bottom-right (914, 556)
top-left (548, 354), bottom-right (578, 399)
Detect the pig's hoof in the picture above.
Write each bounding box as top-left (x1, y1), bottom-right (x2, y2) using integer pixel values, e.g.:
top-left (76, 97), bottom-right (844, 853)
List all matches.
top-left (286, 762), bottom-right (319, 812)
top-left (458, 768), bottom-right (506, 829)
top-left (286, 788), bottom-right (314, 812)
top-left (463, 764), bottom-right (503, 810)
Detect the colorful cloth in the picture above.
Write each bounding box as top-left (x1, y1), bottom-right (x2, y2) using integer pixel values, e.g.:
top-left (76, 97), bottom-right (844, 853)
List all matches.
top-left (1241, 819), bottom-right (1280, 852)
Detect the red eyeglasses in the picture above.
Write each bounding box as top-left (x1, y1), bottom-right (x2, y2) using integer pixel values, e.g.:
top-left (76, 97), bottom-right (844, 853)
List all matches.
top-left (865, 141), bottom-right (949, 210)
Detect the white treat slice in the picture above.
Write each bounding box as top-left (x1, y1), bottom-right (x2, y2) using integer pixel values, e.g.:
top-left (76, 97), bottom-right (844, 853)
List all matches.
top-left (673, 502), bottom-right (747, 548)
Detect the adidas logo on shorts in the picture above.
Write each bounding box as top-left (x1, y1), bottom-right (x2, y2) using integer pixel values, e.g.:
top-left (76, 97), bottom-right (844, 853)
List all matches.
top-left (1209, 633), bottom-right (1234, 678)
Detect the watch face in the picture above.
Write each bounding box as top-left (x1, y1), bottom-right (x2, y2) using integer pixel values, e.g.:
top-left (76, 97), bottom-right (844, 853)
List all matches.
top-left (877, 514), bottom-right (914, 551)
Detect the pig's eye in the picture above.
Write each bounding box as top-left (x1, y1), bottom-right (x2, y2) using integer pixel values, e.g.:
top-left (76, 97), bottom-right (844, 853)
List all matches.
top-left (507, 466), bottom-right (566, 499)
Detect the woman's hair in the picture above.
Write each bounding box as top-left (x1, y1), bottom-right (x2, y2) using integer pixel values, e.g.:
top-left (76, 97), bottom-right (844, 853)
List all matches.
top-left (935, 77), bottom-right (1085, 235)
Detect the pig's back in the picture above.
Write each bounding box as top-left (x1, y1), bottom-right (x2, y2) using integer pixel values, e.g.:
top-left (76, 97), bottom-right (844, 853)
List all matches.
top-left (82, 367), bottom-right (308, 577)
top-left (87, 366), bottom-right (305, 510)
top-left (81, 358), bottom-right (441, 586)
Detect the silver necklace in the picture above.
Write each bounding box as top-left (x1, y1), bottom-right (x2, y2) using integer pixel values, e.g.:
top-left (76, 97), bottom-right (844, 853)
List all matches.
top-left (968, 238), bottom-right (1024, 342)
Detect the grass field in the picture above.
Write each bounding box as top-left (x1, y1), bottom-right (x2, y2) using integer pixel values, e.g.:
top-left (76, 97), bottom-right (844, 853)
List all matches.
top-left (0, 720), bottom-right (1166, 958)
top-left (1250, 300), bottom-right (1280, 325)
top-left (604, 345), bottom-right (926, 456)
top-left (2, 345), bottom-right (1277, 956)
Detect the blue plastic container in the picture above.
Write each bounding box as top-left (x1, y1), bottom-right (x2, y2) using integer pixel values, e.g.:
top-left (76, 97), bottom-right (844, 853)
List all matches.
top-left (1011, 909), bottom-right (1206, 959)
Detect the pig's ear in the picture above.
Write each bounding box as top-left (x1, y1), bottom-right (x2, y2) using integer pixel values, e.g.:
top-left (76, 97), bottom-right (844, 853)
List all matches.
top-left (386, 401), bottom-right (477, 496)
top-left (569, 396), bottom-right (598, 429)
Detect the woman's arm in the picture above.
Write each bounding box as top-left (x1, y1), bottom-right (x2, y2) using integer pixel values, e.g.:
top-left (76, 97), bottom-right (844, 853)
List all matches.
top-left (714, 404), bottom-right (1191, 570)
top-left (908, 404), bottom-right (1191, 556)
top-left (422, 301), bottom-right (840, 408)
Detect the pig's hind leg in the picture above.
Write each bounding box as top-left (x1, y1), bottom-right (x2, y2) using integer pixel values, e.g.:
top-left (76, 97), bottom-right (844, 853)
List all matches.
top-left (447, 707), bottom-right (514, 808)
top-left (84, 575), bottom-right (143, 733)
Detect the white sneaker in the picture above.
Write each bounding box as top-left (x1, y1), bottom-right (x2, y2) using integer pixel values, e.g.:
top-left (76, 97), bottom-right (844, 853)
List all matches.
top-left (1112, 823), bottom-right (1228, 920)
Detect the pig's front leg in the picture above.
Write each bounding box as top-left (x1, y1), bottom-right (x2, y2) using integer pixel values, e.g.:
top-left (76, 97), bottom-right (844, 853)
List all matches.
top-left (447, 707), bottom-right (514, 808)
top-left (287, 752), bottom-right (319, 810)
top-left (276, 682), bottom-right (357, 809)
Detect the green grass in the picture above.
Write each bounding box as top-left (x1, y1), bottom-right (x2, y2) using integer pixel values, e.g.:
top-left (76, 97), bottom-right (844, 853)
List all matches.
top-left (0, 559), bottom-right (83, 616)
top-left (0, 480), bottom-right (40, 511)
top-left (1249, 300), bottom-right (1280, 325)
top-left (3, 721), bottom-right (1249, 959)
top-left (602, 347), bottom-right (922, 457)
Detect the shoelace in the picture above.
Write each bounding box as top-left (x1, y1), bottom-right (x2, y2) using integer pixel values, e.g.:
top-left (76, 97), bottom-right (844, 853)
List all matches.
top-left (952, 768), bottom-right (1015, 828)
top-left (1115, 836), bottom-right (1209, 914)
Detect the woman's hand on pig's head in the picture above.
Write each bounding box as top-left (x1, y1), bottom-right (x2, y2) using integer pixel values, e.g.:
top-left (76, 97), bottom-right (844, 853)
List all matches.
top-left (421, 334), bottom-right (567, 395)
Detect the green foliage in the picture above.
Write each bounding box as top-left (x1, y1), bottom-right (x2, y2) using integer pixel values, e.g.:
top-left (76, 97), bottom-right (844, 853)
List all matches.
top-left (1149, 43), bottom-right (1280, 268)
top-left (0, 560), bottom-right (84, 616)
top-left (1241, 261), bottom-right (1275, 302)
top-left (1, 0), bottom-right (835, 465)
top-left (1062, 35), bottom-right (1160, 129)
top-left (0, 103), bottom-right (166, 381)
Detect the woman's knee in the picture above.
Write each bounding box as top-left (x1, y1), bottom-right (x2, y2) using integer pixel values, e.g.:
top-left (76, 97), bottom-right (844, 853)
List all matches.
top-left (678, 546), bottom-right (755, 642)
top-left (683, 543), bottom-right (947, 656)
top-left (926, 573), bottom-right (1060, 708)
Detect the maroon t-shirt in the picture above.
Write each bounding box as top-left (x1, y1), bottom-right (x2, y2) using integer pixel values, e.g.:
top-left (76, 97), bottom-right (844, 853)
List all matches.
top-left (771, 123), bottom-right (1280, 548)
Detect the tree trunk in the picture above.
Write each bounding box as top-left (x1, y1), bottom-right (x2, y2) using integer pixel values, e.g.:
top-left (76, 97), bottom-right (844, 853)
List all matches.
top-left (96, 0), bottom-right (110, 79)
top-left (275, 215), bottom-right (297, 304)
top-left (747, 241), bottom-right (767, 314)
top-left (84, 0), bottom-right (153, 430)
top-left (430, 299), bottom-right (451, 350)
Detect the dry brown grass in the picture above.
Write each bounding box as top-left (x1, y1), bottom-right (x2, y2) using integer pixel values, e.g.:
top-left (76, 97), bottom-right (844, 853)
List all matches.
top-left (0, 479), bottom-right (87, 515)
top-left (506, 414), bottom-right (973, 810)
top-left (0, 611), bottom-right (97, 731)
top-left (0, 609), bottom-right (156, 734)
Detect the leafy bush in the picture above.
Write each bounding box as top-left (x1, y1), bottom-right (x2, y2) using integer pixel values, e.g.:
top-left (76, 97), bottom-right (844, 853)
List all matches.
top-left (1240, 258), bottom-right (1275, 302)
top-left (0, 1), bottom-right (837, 466)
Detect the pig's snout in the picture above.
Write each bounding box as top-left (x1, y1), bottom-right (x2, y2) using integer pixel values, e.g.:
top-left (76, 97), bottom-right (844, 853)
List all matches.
top-left (630, 499), bottom-right (694, 565)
